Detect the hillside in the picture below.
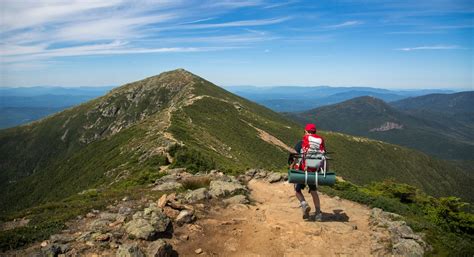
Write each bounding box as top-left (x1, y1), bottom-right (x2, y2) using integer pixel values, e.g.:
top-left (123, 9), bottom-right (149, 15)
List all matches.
top-left (288, 96), bottom-right (474, 160)
top-left (1, 70), bottom-right (473, 217)
top-left (391, 91), bottom-right (474, 115)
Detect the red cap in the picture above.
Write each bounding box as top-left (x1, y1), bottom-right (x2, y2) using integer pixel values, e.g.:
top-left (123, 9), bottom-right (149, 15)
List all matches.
top-left (305, 123), bottom-right (316, 132)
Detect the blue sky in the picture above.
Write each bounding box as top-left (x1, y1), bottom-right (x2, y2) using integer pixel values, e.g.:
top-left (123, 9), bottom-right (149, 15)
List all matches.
top-left (0, 0), bottom-right (472, 89)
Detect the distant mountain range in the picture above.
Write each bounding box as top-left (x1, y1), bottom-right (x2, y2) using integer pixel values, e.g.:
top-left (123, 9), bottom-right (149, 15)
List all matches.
top-left (1, 70), bottom-right (472, 217)
top-left (0, 86), bottom-right (114, 129)
top-left (225, 85), bottom-right (456, 112)
top-left (0, 85), bottom-right (457, 129)
top-left (287, 92), bottom-right (474, 160)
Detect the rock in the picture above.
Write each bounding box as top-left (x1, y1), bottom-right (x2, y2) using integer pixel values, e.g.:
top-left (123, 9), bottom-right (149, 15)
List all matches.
top-left (209, 180), bottom-right (247, 198)
top-left (245, 169), bottom-right (258, 178)
top-left (58, 244), bottom-right (70, 254)
top-left (369, 208), bottom-right (426, 256)
top-left (223, 195), bottom-right (249, 205)
top-left (180, 235), bottom-right (189, 241)
top-left (163, 207), bottom-right (180, 220)
top-left (76, 231), bottom-right (93, 242)
top-left (50, 234), bottom-right (74, 244)
top-left (119, 206), bottom-right (133, 215)
top-left (88, 219), bottom-right (111, 233)
top-left (122, 196), bottom-right (130, 201)
top-left (158, 194), bottom-right (168, 208)
top-left (176, 210), bottom-right (196, 226)
top-left (117, 243), bottom-right (145, 257)
top-left (152, 182), bottom-right (183, 191)
top-left (195, 248), bottom-right (203, 254)
top-left (266, 172), bottom-right (282, 183)
top-left (86, 212), bottom-right (96, 218)
top-left (254, 170), bottom-right (268, 179)
top-left (166, 168), bottom-right (187, 175)
top-left (334, 196), bottom-right (341, 201)
top-left (125, 204), bottom-right (170, 240)
top-left (42, 244), bottom-right (61, 257)
top-left (184, 188), bottom-right (210, 203)
top-left (393, 239), bottom-right (424, 257)
top-left (156, 174), bottom-right (179, 184)
top-left (99, 212), bottom-right (119, 221)
top-left (146, 239), bottom-right (173, 257)
top-left (93, 233), bottom-right (111, 241)
top-left (282, 174), bottom-right (288, 181)
top-left (41, 241), bottom-right (48, 247)
top-left (166, 193), bottom-right (177, 202)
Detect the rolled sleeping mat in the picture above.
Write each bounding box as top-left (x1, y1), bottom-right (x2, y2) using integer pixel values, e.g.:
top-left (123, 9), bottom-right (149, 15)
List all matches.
top-left (287, 169), bottom-right (336, 186)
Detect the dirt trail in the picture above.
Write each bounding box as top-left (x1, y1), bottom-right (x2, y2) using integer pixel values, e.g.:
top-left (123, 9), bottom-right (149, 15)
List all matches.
top-left (173, 180), bottom-right (375, 256)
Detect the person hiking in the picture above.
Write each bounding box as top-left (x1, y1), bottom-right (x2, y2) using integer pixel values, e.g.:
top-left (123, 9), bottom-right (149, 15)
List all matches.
top-left (290, 123), bottom-right (325, 221)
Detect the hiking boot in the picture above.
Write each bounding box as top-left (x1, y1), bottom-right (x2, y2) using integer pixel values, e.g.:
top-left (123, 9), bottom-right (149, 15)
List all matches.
top-left (301, 204), bottom-right (311, 219)
top-left (314, 212), bottom-right (323, 222)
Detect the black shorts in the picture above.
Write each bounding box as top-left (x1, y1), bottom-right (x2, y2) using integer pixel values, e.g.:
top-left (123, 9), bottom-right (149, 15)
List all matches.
top-left (294, 184), bottom-right (317, 193)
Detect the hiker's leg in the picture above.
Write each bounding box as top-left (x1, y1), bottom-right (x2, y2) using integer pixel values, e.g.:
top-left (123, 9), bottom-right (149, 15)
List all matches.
top-left (295, 184), bottom-right (310, 219)
top-left (310, 188), bottom-right (321, 214)
top-left (294, 184), bottom-right (306, 202)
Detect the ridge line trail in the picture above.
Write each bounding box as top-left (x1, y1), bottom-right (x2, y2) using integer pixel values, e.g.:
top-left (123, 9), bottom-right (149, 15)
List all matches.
top-left (173, 180), bottom-right (376, 256)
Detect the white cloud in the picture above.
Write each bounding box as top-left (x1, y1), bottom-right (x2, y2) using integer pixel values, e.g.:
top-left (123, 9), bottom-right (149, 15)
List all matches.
top-left (396, 45), bottom-right (462, 51)
top-left (177, 17), bottom-right (291, 29)
top-left (324, 20), bottom-right (363, 29)
top-left (0, 0), bottom-right (288, 64)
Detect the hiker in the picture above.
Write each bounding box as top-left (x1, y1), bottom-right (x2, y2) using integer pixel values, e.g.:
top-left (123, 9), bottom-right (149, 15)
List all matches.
top-left (290, 123), bottom-right (325, 221)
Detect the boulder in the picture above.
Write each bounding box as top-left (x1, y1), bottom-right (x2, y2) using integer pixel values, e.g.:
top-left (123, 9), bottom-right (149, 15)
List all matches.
top-left (224, 195), bottom-right (249, 205)
top-left (254, 170), bottom-right (268, 179)
top-left (184, 188), bottom-right (210, 203)
top-left (147, 239), bottom-right (173, 257)
top-left (393, 239), bottom-right (424, 257)
top-left (176, 210), bottom-right (196, 226)
top-left (163, 207), bottom-right (180, 220)
top-left (117, 243), bottom-right (145, 257)
top-left (50, 234), bottom-right (74, 244)
top-left (209, 181), bottom-right (247, 198)
top-left (124, 204), bottom-right (170, 240)
top-left (42, 244), bottom-right (61, 257)
top-left (88, 219), bottom-right (111, 233)
top-left (157, 194), bottom-right (168, 208)
top-left (369, 208), bottom-right (426, 256)
top-left (245, 169), bottom-right (258, 178)
top-left (152, 182), bottom-right (183, 191)
top-left (266, 172), bottom-right (282, 183)
top-left (166, 168), bottom-right (187, 175)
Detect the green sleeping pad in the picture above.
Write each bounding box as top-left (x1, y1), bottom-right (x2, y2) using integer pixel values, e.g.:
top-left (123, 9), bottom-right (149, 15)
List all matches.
top-left (288, 169), bottom-right (336, 186)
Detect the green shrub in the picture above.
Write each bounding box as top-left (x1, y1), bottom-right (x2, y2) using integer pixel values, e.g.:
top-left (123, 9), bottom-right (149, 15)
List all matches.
top-left (169, 145), bottom-right (215, 173)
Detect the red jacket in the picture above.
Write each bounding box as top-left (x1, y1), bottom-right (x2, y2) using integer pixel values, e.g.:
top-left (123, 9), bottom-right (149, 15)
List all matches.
top-left (300, 133), bottom-right (325, 171)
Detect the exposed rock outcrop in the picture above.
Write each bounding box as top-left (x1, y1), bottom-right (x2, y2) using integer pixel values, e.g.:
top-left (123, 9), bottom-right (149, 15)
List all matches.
top-left (369, 208), bottom-right (427, 256)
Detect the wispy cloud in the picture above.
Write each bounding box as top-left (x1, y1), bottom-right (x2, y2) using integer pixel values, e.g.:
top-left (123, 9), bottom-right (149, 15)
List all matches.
top-left (396, 45), bottom-right (462, 51)
top-left (324, 20), bottom-right (364, 29)
top-left (177, 17), bottom-right (291, 30)
top-left (0, 0), bottom-right (289, 65)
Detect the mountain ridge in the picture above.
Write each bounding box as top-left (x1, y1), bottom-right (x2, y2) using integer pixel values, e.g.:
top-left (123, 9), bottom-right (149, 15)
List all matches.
top-left (287, 94), bottom-right (474, 160)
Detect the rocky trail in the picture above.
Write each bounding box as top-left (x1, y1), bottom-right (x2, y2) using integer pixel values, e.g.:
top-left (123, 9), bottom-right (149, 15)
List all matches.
top-left (173, 179), bottom-right (374, 256)
top-left (2, 169), bottom-right (426, 257)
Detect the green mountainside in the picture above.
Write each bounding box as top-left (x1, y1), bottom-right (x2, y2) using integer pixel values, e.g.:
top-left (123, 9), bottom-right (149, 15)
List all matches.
top-left (1, 70), bottom-right (473, 217)
top-left (287, 96), bottom-right (474, 160)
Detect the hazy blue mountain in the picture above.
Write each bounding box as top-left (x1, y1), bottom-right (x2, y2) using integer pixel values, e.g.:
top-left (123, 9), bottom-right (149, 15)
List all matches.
top-left (0, 86), bottom-right (115, 97)
top-left (0, 86), bottom-right (114, 129)
top-left (224, 86), bottom-right (455, 112)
